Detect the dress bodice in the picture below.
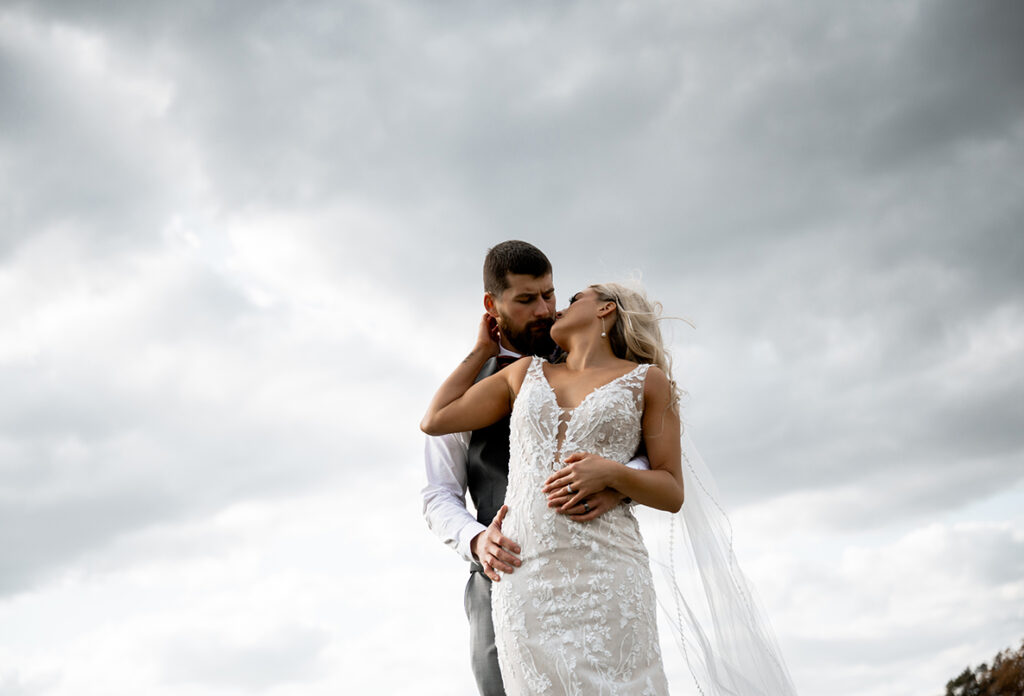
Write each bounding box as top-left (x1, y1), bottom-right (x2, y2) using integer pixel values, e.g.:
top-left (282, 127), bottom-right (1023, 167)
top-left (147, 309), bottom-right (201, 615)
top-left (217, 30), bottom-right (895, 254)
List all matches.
top-left (510, 357), bottom-right (649, 470)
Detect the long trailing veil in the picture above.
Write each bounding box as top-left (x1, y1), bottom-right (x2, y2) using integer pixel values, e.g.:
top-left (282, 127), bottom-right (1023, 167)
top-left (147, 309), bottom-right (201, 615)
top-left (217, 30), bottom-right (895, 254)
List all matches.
top-left (644, 430), bottom-right (799, 696)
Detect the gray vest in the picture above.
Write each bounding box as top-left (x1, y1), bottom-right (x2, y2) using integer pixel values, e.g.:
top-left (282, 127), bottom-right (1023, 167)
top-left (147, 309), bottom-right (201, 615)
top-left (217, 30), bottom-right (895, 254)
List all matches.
top-left (466, 357), bottom-right (511, 528)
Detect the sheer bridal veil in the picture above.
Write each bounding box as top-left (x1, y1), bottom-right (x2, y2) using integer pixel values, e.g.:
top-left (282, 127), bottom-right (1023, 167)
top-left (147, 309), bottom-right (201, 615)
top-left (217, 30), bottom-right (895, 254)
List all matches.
top-left (644, 430), bottom-right (799, 696)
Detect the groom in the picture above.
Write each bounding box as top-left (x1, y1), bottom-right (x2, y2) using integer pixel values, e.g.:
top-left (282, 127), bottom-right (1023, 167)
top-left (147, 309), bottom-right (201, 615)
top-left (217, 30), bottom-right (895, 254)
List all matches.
top-left (421, 240), bottom-right (648, 696)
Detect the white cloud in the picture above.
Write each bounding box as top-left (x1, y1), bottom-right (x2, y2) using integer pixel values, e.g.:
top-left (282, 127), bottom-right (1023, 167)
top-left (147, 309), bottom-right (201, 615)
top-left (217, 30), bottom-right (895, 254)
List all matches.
top-left (730, 515), bottom-right (1024, 695)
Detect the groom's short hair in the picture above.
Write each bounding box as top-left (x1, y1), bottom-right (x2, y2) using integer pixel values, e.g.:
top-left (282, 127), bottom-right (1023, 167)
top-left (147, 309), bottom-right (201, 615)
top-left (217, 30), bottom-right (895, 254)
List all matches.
top-left (484, 240), bottom-right (552, 296)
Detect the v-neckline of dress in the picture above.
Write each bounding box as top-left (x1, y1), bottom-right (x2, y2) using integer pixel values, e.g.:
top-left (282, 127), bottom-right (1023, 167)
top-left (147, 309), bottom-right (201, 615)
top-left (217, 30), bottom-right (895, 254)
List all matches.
top-left (536, 359), bottom-right (646, 412)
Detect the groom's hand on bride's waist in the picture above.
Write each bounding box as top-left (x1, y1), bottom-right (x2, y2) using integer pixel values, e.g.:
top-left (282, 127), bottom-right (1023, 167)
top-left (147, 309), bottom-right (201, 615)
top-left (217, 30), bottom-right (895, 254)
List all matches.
top-left (471, 504), bottom-right (521, 582)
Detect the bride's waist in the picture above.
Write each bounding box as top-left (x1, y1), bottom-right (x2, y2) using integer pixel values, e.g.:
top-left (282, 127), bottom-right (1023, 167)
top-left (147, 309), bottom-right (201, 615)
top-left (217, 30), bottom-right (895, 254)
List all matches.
top-left (503, 497), bottom-right (638, 532)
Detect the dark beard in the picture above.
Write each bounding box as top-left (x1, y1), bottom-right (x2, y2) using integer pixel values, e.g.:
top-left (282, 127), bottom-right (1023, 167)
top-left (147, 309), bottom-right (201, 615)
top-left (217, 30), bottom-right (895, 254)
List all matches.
top-left (501, 317), bottom-right (556, 357)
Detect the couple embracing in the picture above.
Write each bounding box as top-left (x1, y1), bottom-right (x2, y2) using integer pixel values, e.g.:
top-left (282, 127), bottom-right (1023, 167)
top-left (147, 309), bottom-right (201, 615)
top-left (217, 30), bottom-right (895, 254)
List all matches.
top-left (421, 241), bottom-right (797, 696)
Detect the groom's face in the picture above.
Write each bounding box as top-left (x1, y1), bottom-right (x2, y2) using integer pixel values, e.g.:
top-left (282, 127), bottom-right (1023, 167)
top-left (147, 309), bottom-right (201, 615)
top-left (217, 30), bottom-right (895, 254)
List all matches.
top-left (487, 272), bottom-right (557, 356)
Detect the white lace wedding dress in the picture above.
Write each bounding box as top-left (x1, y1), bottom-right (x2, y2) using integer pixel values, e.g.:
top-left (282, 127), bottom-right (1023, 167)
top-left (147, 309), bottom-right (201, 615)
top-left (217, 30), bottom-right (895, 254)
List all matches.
top-left (492, 357), bottom-right (669, 696)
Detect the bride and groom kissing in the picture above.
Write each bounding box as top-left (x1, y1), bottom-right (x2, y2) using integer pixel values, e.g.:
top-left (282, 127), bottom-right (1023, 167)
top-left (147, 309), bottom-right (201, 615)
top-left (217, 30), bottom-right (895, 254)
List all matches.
top-left (421, 238), bottom-right (680, 694)
top-left (420, 240), bottom-right (797, 695)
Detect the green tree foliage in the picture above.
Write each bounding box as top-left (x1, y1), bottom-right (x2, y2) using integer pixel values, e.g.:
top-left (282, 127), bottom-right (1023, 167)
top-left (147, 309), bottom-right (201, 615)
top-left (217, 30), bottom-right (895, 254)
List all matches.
top-left (946, 640), bottom-right (1024, 696)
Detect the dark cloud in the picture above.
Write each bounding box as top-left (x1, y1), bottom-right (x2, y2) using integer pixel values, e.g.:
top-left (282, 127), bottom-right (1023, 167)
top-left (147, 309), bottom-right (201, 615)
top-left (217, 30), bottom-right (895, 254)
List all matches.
top-left (866, 0), bottom-right (1024, 167)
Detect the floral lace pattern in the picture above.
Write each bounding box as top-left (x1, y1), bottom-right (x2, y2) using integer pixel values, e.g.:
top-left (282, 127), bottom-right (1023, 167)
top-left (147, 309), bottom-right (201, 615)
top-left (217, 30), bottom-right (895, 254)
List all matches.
top-left (492, 358), bottom-right (669, 696)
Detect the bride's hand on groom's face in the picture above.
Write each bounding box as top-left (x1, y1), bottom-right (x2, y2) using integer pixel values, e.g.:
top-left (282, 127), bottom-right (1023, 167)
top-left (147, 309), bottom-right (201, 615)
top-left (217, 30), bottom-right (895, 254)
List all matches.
top-left (475, 313), bottom-right (501, 356)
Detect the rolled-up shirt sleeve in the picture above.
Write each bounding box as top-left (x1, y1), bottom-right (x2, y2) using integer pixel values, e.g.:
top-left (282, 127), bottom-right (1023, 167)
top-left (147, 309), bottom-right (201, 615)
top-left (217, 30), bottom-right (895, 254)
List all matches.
top-left (422, 431), bottom-right (487, 563)
top-left (625, 454), bottom-right (650, 471)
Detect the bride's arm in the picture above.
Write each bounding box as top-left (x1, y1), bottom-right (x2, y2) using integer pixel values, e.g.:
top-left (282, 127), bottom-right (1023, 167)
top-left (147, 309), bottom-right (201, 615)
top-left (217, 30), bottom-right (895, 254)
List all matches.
top-left (632, 366), bottom-right (685, 510)
top-left (543, 366), bottom-right (684, 513)
top-left (420, 315), bottom-right (530, 436)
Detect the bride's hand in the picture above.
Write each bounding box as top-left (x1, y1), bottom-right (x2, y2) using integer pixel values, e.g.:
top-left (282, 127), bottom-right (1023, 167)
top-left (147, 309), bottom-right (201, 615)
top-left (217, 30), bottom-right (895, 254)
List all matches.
top-left (543, 452), bottom-right (619, 512)
top-left (475, 313), bottom-right (501, 358)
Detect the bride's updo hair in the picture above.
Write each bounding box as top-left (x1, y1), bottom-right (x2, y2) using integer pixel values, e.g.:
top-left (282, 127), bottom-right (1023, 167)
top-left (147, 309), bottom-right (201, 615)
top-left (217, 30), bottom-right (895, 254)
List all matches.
top-left (590, 282), bottom-right (681, 407)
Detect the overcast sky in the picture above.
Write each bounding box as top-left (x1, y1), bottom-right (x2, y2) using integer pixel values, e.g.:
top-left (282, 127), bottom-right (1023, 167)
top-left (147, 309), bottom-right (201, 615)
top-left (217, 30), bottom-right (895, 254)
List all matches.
top-left (1, 1), bottom-right (1022, 694)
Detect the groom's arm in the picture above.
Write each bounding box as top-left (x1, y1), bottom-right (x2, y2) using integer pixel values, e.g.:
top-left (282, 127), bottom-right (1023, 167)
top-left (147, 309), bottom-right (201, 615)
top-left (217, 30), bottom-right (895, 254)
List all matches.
top-left (422, 432), bottom-right (487, 562)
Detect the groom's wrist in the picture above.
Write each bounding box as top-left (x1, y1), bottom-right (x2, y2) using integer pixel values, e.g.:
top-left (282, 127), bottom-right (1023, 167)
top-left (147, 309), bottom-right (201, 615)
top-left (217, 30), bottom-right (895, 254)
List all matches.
top-left (459, 522), bottom-right (488, 562)
top-left (609, 488), bottom-right (631, 505)
top-left (468, 529), bottom-right (486, 560)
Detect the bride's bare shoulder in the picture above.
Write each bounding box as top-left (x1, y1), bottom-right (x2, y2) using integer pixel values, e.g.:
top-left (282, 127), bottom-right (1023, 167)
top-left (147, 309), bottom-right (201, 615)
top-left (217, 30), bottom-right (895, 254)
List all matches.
top-left (503, 355), bottom-right (535, 393)
top-left (642, 364), bottom-right (670, 395)
top-left (506, 355), bottom-right (535, 373)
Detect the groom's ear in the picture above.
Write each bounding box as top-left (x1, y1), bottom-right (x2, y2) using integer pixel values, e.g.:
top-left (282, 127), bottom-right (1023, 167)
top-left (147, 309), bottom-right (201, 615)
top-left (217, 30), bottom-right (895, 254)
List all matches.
top-left (483, 293), bottom-right (500, 318)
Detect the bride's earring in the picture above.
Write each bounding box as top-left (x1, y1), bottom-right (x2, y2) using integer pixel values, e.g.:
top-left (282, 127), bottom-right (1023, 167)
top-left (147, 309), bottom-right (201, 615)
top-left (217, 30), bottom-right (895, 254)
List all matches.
top-left (600, 317), bottom-right (607, 338)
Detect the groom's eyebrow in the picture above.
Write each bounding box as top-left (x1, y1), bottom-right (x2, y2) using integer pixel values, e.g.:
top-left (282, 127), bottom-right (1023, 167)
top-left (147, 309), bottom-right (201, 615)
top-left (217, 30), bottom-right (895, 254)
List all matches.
top-left (514, 288), bottom-right (555, 301)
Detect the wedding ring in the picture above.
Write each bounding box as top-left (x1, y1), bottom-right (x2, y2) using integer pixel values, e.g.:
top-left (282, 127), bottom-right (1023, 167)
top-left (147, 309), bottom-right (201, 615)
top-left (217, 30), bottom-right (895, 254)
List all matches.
top-left (566, 484), bottom-right (575, 494)
top-left (583, 501), bottom-right (591, 513)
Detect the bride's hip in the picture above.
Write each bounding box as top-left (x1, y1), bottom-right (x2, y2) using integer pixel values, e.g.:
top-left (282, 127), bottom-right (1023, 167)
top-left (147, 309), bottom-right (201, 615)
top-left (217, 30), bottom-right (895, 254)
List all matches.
top-left (503, 509), bottom-right (649, 563)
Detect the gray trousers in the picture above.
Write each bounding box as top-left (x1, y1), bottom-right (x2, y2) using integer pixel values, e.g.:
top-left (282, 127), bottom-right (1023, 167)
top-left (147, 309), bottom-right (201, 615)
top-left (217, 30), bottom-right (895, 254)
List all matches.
top-left (464, 568), bottom-right (506, 696)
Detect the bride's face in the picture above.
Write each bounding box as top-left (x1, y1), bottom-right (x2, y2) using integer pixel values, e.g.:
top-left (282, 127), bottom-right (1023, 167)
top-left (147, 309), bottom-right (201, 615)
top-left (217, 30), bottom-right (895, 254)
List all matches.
top-left (550, 288), bottom-right (600, 346)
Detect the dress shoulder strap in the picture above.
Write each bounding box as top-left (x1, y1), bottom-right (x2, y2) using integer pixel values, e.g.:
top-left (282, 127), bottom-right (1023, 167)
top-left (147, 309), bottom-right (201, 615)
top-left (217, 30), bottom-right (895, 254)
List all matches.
top-left (615, 362), bottom-right (651, 411)
top-left (524, 355), bottom-right (546, 378)
top-left (622, 361), bottom-right (651, 386)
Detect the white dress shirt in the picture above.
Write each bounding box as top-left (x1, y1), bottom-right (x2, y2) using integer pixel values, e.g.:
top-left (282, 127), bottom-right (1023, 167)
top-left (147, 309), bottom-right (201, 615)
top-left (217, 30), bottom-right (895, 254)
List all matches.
top-left (421, 347), bottom-right (651, 563)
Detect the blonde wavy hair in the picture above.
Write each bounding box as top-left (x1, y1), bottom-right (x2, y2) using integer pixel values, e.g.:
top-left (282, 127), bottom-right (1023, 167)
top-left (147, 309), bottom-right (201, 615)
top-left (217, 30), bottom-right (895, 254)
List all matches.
top-left (590, 282), bottom-right (682, 407)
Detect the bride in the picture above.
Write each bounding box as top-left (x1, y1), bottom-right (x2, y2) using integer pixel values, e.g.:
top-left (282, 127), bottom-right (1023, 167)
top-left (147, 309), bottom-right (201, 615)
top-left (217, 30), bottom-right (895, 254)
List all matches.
top-left (422, 282), bottom-right (797, 696)
top-left (423, 282), bottom-right (680, 694)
